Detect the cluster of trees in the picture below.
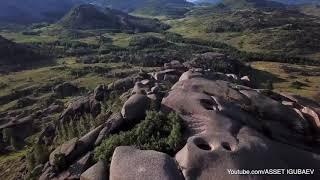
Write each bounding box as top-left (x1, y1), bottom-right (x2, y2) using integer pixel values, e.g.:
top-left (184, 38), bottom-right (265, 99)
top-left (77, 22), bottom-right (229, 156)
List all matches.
top-left (26, 144), bottom-right (50, 177)
top-left (94, 111), bottom-right (183, 161)
top-left (56, 114), bottom-right (101, 143)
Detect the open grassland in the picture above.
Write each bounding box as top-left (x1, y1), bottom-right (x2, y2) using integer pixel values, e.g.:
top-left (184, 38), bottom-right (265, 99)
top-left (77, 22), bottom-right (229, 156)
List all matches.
top-left (251, 61), bottom-right (320, 98)
top-left (0, 31), bottom-right (58, 43)
top-left (166, 8), bottom-right (320, 60)
top-left (0, 148), bottom-right (29, 180)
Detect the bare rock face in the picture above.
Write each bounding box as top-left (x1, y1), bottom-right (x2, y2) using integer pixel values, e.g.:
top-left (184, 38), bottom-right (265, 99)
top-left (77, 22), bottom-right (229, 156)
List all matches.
top-left (121, 94), bottom-right (150, 121)
top-left (110, 146), bottom-right (183, 180)
top-left (161, 72), bottom-right (320, 180)
top-left (80, 161), bottom-right (108, 180)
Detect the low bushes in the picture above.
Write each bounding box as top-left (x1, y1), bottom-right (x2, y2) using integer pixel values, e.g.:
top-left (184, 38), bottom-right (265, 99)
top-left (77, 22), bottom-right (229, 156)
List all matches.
top-left (94, 111), bottom-right (183, 161)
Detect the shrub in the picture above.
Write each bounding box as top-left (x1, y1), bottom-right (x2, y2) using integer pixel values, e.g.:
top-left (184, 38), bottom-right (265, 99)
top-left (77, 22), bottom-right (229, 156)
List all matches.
top-left (94, 111), bottom-right (183, 162)
top-left (26, 144), bottom-right (50, 175)
top-left (53, 153), bottom-right (67, 171)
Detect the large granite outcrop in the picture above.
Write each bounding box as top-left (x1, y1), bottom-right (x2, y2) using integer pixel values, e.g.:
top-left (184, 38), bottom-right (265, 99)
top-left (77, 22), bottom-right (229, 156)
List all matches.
top-left (161, 72), bottom-right (320, 180)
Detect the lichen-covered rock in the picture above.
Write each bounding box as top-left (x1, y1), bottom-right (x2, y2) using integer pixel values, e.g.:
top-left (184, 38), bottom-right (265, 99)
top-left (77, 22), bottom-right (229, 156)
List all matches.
top-left (110, 146), bottom-right (183, 180)
top-left (121, 94), bottom-right (150, 121)
top-left (80, 161), bottom-right (108, 180)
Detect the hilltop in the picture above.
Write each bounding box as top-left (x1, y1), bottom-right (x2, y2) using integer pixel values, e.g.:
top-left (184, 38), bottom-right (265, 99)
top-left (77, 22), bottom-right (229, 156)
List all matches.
top-left (58, 4), bottom-right (169, 32)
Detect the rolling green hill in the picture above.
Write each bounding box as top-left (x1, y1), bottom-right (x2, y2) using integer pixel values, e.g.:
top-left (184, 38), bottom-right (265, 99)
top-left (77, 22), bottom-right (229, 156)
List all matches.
top-left (169, 7), bottom-right (320, 58)
top-left (58, 4), bottom-right (170, 32)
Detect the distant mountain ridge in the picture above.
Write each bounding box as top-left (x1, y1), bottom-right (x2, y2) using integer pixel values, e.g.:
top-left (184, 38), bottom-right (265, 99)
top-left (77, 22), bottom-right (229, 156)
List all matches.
top-left (190, 0), bottom-right (319, 5)
top-left (0, 0), bottom-right (79, 24)
top-left (0, 0), bottom-right (191, 24)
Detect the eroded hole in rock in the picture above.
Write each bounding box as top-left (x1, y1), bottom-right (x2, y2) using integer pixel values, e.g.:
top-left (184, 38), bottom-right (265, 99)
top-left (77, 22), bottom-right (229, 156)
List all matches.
top-left (194, 138), bottom-right (212, 151)
top-left (200, 99), bottom-right (215, 110)
top-left (196, 143), bottom-right (212, 151)
top-left (221, 142), bottom-right (232, 151)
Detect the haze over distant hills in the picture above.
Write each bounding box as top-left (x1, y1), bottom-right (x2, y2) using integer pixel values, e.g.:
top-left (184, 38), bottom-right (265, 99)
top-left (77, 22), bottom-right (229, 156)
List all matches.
top-left (0, 0), bottom-right (78, 23)
top-left (190, 0), bottom-right (320, 5)
top-left (0, 0), bottom-right (192, 23)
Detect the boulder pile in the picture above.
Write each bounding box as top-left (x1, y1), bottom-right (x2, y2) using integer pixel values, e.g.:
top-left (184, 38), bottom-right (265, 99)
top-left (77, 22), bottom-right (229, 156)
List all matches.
top-left (36, 58), bottom-right (320, 180)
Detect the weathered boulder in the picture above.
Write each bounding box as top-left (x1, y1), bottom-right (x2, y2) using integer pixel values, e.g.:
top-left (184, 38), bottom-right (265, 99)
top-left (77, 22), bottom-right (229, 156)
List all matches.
top-left (121, 94), bottom-right (150, 121)
top-left (49, 126), bottom-right (104, 170)
top-left (132, 82), bottom-right (149, 95)
top-left (179, 70), bottom-right (203, 81)
top-left (240, 90), bottom-right (308, 134)
top-left (37, 123), bottom-right (56, 145)
top-left (79, 125), bottom-right (104, 150)
top-left (164, 60), bottom-right (185, 70)
top-left (176, 127), bottom-right (320, 180)
top-left (53, 82), bottom-right (79, 98)
top-left (162, 75), bottom-right (320, 180)
top-left (108, 77), bottom-right (136, 92)
top-left (95, 113), bottom-right (124, 146)
top-left (152, 69), bottom-right (180, 81)
top-left (49, 138), bottom-right (78, 166)
top-left (60, 96), bottom-right (101, 122)
top-left (80, 161), bottom-right (108, 180)
top-left (59, 152), bottom-right (94, 179)
top-left (94, 85), bottom-right (107, 101)
top-left (110, 146), bottom-right (183, 180)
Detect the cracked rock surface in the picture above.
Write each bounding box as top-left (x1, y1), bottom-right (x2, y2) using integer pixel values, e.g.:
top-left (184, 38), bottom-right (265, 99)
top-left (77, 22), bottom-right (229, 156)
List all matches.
top-left (162, 73), bottom-right (320, 180)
